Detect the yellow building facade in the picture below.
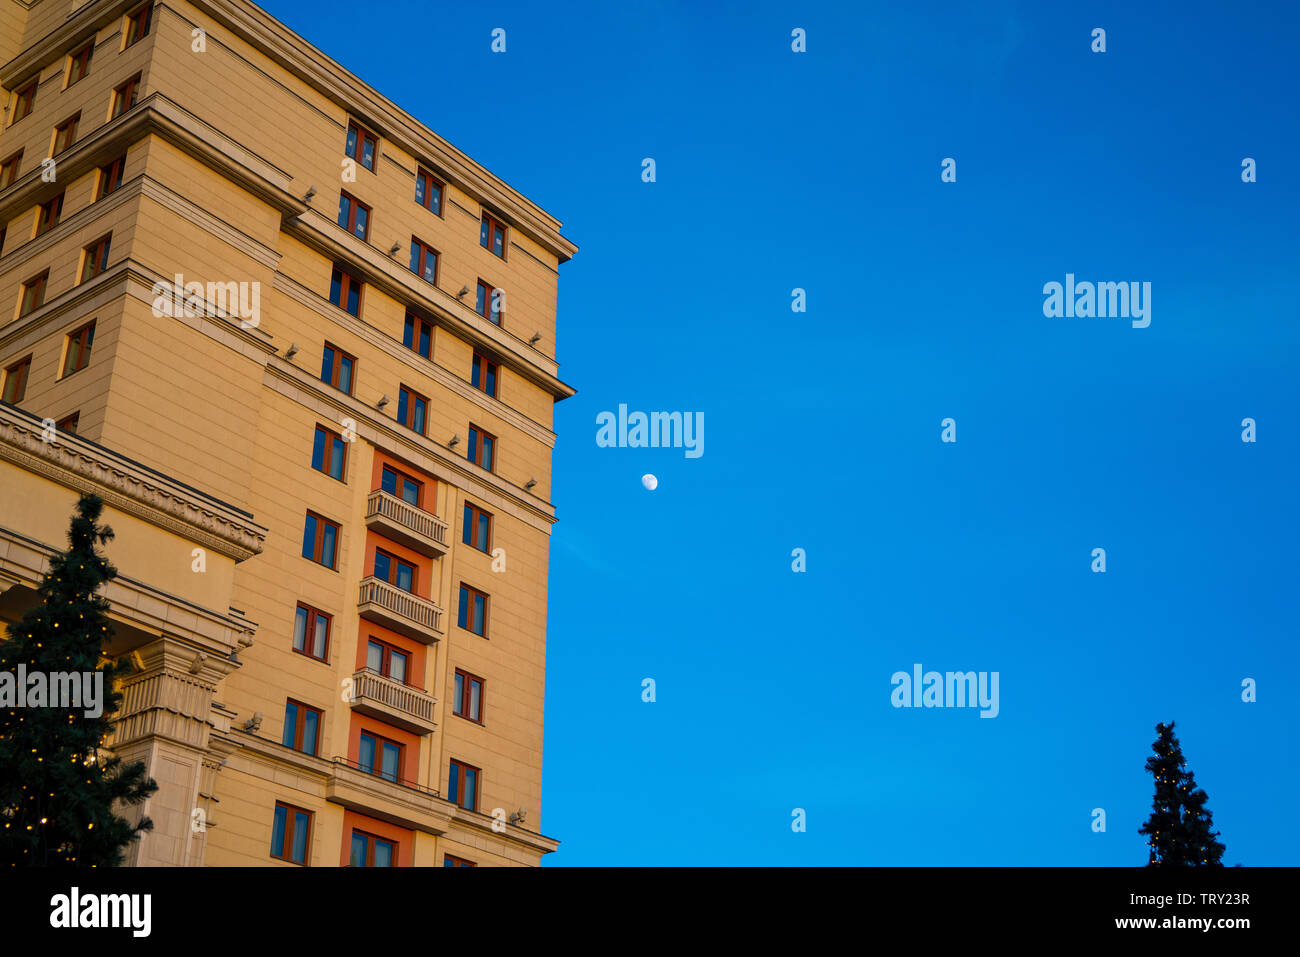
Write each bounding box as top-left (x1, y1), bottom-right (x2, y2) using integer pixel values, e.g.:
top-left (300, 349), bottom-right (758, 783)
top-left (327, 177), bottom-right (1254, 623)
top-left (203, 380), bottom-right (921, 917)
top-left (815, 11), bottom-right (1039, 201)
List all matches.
top-left (0, 0), bottom-right (574, 866)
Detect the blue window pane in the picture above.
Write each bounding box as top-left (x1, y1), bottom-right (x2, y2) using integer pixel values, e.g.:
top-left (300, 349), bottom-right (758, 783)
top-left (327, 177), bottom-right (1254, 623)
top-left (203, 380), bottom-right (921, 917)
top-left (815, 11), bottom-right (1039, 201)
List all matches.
top-left (292, 811), bottom-right (309, 863)
top-left (448, 762), bottom-right (460, 801)
top-left (339, 355), bottom-right (353, 392)
top-left (330, 437), bottom-right (345, 480)
top-left (402, 315), bottom-right (414, 349)
top-left (359, 733), bottom-right (375, 773)
top-left (481, 436), bottom-right (493, 472)
top-left (457, 587), bottom-right (468, 628)
top-left (401, 479), bottom-right (418, 506)
top-left (381, 742), bottom-right (400, 782)
top-left (412, 398), bottom-right (425, 434)
top-left (430, 183), bottom-right (441, 215)
top-left (396, 390), bottom-right (408, 425)
top-left (475, 284), bottom-right (485, 316)
top-left (345, 127), bottom-right (357, 158)
top-left (321, 346), bottom-right (334, 382)
top-left (395, 561), bottom-right (413, 593)
top-left (337, 195), bottom-right (350, 229)
top-left (293, 606), bottom-right (307, 652)
top-left (374, 551), bottom-right (391, 583)
top-left (271, 804), bottom-right (286, 856)
top-left (302, 709), bottom-right (318, 755)
top-left (478, 514), bottom-right (489, 551)
top-left (350, 832), bottom-right (366, 867)
top-left (282, 703), bottom-right (297, 748)
top-left (381, 467), bottom-right (396, 495)
top-left (485, 365), bottom-right (496, 396)
top-left (472, 594), bottom-right (485, 635)
top-left (454, 672), bottom-right (464, 710)
top-left (374, 839), bottom-right (392, 867)
top-left (423, 254), bottom-right (436, 283)
top-left (418, 324), bottom-right (430, 356)
top-left (461, 505), bottom-right (472, 545)
top-left (353, 206), bottom-right (368, 239)
top-left (301, 514), bottom-right (316, 559)
top-left (415, 176), bottom-right (425, 206)
top-left (312, 615), bottom-right (328, 658)
top-left (321, 523), bottom-right (336, 567)
top-left (361, 138), bottom-right (374, 170)
top-left (311, 428), bottom-right (325, 472)
top-left (467, 430), bottom-right (478, 463)
top-left (480, 218), bottom-right (488, 248)
top-left (409, 241), bottom-right (419, 273)
top-left (464, 768), bottom-right (477, 810)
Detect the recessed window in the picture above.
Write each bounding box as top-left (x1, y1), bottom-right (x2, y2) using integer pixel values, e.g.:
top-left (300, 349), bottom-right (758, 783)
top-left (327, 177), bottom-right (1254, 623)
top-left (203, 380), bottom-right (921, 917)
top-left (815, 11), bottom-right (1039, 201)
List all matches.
top-left (409, 238), bottom-right (438, 285)
top-left (67, 44), bottom-right (93, 86)
top-left (479, 212), bottom-right (505, 258)
top-left (358, 731), bottom-right (402, 783)
top-left (301, 511), bottom-right (340, 569)
top-left (62, 321), bottom-right (95, 377)
top-left (470, 353), bottom-right (498, 398)
top-left (467, 424), bottom-right (495, 472)
top-left (270, 802), bottom-right (312, 865)
top-left (10, 80), bottom-right (36, 125)
top-left (0, 151), bottom-right (22, 189)
top-left (373, 548), bottom-right (416, 593)
top-left (80, 235), bottom-right (111, 283)
top-left (96, 155), bottom-right (125, 199)
top-left (337, 191), bottom-right (370, 241)
top-left (462, 502), bottom-right (492, 553)
top-left (415, 168), bottom-right (443, 215)
top-left (329, 267), bottom-right (362, 317)
top-left (366, 637), bottom-right (410, 685)
top-left (443, 854), bottom-right (476, 867)
top-left (452, 669), bottom-right (484, 724)
top-left (349, 830), bottom-right (394, 867)
top-left (111, 74), bottom-right (140, 119)
top-left (56, 412), bottom-right (79, 434)
top-left (19, 272), bottom-right (49, 317)
top-left (53, 113), bottom-right (80, 155)
top-left (396, 385), bottom-right (427, 435)
top-left (320, 342), bottom-right (355, 394)
top-left (125, 3), bottom-right (153, 47)
top-left (474, 280), bottom-right (503, 326)
top-left (402, 312), bottom-right (433, 358)
top-left (457, 583), bottom-right (488, 637)
top-left (448, 759), bottom-right (480, 811)
top-left (311, 424), bottom-right (347, 481)
top-left (282, 699), bottom-right (322, 756)
top-left (292, 603), bottom-right (330, 662)
top-left (380, 464), bottom-right (422, 507)
top-left (2, 356), bottom-right (32, 405)
top-left (344, 121), bottom-right (377, 172)
top-left (36, 193), bottom-right (64, 235)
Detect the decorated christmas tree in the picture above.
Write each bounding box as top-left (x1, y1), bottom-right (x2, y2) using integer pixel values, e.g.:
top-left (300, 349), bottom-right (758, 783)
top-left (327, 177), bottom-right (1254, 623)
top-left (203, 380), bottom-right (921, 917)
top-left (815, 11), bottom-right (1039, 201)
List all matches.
top-left (1138, 721), bottom-right (1225, 866)
top-left (0, 494), bottom-right (157, 866)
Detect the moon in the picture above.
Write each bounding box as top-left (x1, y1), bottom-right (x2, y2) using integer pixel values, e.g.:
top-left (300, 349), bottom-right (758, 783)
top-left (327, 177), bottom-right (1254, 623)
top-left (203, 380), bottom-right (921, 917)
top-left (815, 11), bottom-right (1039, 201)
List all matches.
top-left (641, 473), bottom-right (658, 491)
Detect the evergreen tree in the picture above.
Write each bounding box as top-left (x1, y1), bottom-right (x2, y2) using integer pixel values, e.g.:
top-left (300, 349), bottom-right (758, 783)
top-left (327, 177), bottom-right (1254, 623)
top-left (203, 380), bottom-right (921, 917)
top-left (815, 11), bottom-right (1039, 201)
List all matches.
top-left (0, 494), bottom-right (157, 866)
top-left (1138, 721), bottom-right (1225, 866)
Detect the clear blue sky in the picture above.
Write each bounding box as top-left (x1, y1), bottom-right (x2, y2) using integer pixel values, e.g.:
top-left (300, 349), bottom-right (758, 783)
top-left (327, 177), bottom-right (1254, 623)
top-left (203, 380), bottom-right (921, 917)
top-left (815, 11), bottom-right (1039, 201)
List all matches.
top-left (259, 0), bottom-right (1299, 865)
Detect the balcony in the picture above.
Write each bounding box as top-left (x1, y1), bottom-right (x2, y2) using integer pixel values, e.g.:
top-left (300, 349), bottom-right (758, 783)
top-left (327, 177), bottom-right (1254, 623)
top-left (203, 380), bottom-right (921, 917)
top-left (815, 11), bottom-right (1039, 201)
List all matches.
top-left (348, 669), bottom-right (438, 735)
top-left (365, 489), bottom-right (448, 558)
top-left (325, 757), bottom-right (450, 835)
top-left (357, 577), bottom-right (444, 644)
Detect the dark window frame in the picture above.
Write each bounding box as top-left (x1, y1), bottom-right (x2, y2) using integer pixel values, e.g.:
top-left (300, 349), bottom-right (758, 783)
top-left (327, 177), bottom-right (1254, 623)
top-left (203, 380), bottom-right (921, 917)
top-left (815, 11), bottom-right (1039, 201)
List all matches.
top-left (457, 583), bottom-right (489, 637)
top-left (80, 234), bottom-right (111, 283)
top-left (55, 412), bottom-right (79, 434)
top-left (467, 424), bottom-right (496, 472)
top-left (415, 167), bottom-right (443, 215)
top-left (53, 113), bottom-right (80, 154)
top-left (409, 237), bottom-right (439, 285)
top-left (358, 730), bottom-right (404, 783)
top-left (292, 602), bottom-right (331, 662)
top-left (396, 385), bottom-right (428, 435)
top-left (402, 312), bottom-right (433, 358)
top-left (320, 342), bottom-right (356, 394)
top-left (311, 424), bottom-right (348, 481)
top-left (36, 193), bottom-right (64, 235)
top-left (448, 758), bottom-right (481, 811)
top-left (349, 829), bottom-right (395, 867)
top-left (443, 854), bottom-right (476, 867)
top-left (329, 266), bottom-right (363, 317)
top-left (270, 801), bottom-right (313, 865)
top-left (96, 154), bottom-right (126, 199)
top-left (125, 2), bottom-right (153, 47)
top-left (62, 320), bottom-right (95, 377)
top-left (462, 501), bottom-right (492, 553)
top-left (302, 510), bottom-right (341, 569)
top-left (282, 698), bottom-right (323, 756)
top-left (111, 74), bottom-right (141, 119)
top-left (373, 547), bottom-right (417, 594)
top-left (479, 212), bottom-right (506, 258)
top-left (470, 352), bottom-right (498, 398)
top-left (452, 669), bottom-right (485, 724)
top-left (19, 271), bottom-right (49, 317)
top-left (337, 190), bottom-right (371, 241)
top-left (0, 151), bottom-right (22, 189)
top-left (66, 43), bottom-right (94, 86)
top-left (2, 355), bottom-right (32, 405)
top-left (365, 636), bottom-right (413, 686)
top-left (344, 121), bottom-right (377, 172)
top-left (10, 80), bottom-right (36, 125)
top-left (474, 280), bottom-right (503, 326)
top-left (380, 463), bottom-right (423, 508)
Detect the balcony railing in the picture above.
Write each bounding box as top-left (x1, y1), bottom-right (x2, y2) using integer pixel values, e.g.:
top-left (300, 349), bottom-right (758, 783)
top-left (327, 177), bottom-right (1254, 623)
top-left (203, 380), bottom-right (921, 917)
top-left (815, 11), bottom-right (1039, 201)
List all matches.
top-left (365, 489), bottom-right (448, 557)
top-left (357, 577), bottom-right (444, 644)
top-left (348, 668), bottom-right (437, 735)
top-left (326, 756), bottom-right (448, 834)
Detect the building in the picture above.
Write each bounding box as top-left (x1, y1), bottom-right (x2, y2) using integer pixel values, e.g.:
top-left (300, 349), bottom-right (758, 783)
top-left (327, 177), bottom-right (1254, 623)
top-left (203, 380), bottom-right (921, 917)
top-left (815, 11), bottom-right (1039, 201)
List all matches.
top-left (0, 0), bottom-right (575, 866)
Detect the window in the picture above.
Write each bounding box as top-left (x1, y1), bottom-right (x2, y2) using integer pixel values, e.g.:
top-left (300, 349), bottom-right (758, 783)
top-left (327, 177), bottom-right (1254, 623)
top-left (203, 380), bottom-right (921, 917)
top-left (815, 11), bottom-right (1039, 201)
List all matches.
top-left (337, 191), bottom-right (370, 241)
top-left (380, 464), bottom-right (422, 507)
top-left (292, 603), bottom-right (330, 662)
top-left (344, 121), bottom-right (377, 172)
top-left (96, 155), bottom-right (125, 199)
top-left (373, 548), bottom-right (416, 593)
top-left (457, 584), bottom-right (488, 637)
top-left (19, 272), bottom-right (48, 317)
top-left (467, 425), bottom-right (495, 471)
top-left (125, 3), bottom-right (153, 47)
top-left (2, 356), bottom-right (32, 405)
top-left (470, 353), bottom-right (498, 398)
top-left (452, 670), bottom-right (484, 724)
top-left (10, 80), bottom-right (36, 125)
top-left (409, 238), bottom-right (438, 284)
top-left (301, 511), bottom-right (340, 569)
top-left (474, 281), bottom-right (503, 325)
top-left (415, 168), bottom-right (443, 215)
top-left (320, 342), bottom-right (355, 393)
top-left (62, 321), bottom-right (95, 376)
top-left (349, 830), bottom-right (394, 867)
top-left (56, 412), bottom-right (79, 434)
top-left (402, 312), bottom-right (433, 358)
top-left (448, 759), bottom-right (480, 811)
top-left (53, 114), bottom-right (79, 154)
top-left (366, 638), bottom-right (410, 685)
top-left (311, 425), bottom-right (347, 481)
top-left (270, 802), bottom-right (312, 865)
top-left (358, 731), bottom-right (402, 783)
top-left (479, 212), bottom-right (505, 257)
top-left (80, 235), bottom-right (111, 283)
top-left (36, 194), bottom-right (63, 235)
top-left (67, 44), bottom-right (93, 86)
top-left (0, 151), bottom-right (21, 189)
top-left (462, 502), bottom-right (492, 553)
top-left (396, 385), bottom-right (427, 435)
top-left (111, 75), bottom-right (140, 119)
top-left (444, 855), bottom-right (476, 867)
top-left (282, 699), bottom-right (322, 756)
top-left (329, 267), bottom-right (362, 317)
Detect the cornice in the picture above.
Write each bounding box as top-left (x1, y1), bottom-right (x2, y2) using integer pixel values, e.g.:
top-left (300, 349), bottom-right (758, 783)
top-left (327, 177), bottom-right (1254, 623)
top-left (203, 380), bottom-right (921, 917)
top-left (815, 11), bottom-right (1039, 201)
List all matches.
top-left (0, 0), bottom-right (137, 87)
top-left (0, 402), bottom-right (267, 561)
